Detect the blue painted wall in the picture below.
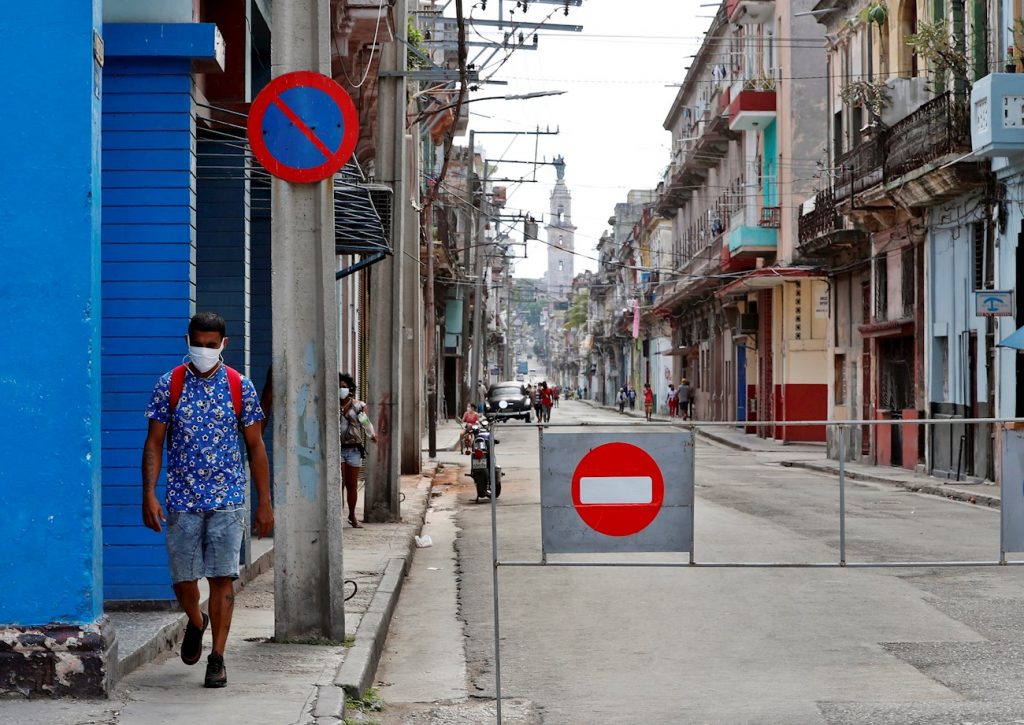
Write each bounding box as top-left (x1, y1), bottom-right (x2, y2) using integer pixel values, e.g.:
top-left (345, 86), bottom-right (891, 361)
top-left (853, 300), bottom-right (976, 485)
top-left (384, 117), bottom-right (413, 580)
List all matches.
top-left (0, 2), bottom-right (104, 625)
top-left (101, 24), bottom-right (219, 601)
top-left (251, 185), bottom-right (274, 457)
top-left (197, 137), bottom-right (251, 373)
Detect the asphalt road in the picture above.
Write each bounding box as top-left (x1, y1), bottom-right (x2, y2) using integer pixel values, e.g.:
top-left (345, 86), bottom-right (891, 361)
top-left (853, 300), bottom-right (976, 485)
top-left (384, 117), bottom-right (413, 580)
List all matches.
top-left (443, 399), bottom-right (1024, 724)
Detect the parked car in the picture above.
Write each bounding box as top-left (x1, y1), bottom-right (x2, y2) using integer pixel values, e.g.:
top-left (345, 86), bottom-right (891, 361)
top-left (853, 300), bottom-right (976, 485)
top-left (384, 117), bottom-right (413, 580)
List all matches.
top-left (485, 382), bottom-right (533, 422)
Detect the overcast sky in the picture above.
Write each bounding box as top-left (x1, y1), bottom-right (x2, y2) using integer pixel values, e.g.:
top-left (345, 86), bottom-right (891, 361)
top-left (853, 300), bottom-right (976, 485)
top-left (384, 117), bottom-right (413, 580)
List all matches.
top-left (447, 1), bottom-right (712, 279)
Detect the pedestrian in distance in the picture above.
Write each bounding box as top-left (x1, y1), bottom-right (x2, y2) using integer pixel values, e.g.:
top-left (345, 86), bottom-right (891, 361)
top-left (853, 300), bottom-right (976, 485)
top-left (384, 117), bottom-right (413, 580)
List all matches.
top-left (679, 378), bottom-right (692, 420)
top-left (643, 382), bottom-right (654, 422)
top-left (628, 386), bottom-right (637, 412)
top-left (141, 312), bottom-right (272, 689)
top-left (552, 385), bottom-right (560, 407)
top-left (339, 373), bottom-right (377, 528)
top-left (541, 381), bottom-right (554, 422)
top-left (667, 383), bottom-right (679, 417)
top-left (617, 385), bottom-right (627, 414)
top-left (534, 383), bottom-right (545, 422)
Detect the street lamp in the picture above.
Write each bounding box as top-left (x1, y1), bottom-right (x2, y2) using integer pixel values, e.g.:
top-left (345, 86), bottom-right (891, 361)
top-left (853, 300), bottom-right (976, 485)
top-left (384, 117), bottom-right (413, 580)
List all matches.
top-left (414, 90), bottom-right (567, 125)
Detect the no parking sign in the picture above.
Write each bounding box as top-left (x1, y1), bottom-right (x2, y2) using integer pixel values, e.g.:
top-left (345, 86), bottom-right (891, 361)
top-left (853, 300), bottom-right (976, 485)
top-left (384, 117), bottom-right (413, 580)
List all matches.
top-left (540, 430), bottom-right (694, 554)
top-left (247, 71), bottom-right (359, 184)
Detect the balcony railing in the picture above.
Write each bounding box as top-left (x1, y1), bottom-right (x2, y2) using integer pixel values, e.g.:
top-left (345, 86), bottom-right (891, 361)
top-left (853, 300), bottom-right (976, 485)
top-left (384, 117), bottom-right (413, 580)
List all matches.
top-left (835, 92), bottom-right (971, 199)
top-left (835, 133), bottom-right (886, 196)
top-left (885, 91), bottom-right (969, 180)
top-left (798, 188), bottom-right (840, 246)
top-left (758, 206), bottom-right (781, 228)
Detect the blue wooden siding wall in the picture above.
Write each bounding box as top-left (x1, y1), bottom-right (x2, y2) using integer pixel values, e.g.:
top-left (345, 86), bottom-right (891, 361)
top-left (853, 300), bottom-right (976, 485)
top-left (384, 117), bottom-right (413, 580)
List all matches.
top-left (250, 186), bottom-right (274, 472)
top-left (101, 54), bottom-right (197, 602)
top-left (196, 137), bottom-right (250, 374)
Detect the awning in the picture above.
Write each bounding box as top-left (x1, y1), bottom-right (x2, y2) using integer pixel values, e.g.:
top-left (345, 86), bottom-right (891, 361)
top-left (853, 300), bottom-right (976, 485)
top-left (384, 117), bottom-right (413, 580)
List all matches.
top-left (334, 160), bottom-right (391, 258)
top-left (660, 346), bottom-right (693, 356)
top-left (715, 267), bottom-right (822, 298)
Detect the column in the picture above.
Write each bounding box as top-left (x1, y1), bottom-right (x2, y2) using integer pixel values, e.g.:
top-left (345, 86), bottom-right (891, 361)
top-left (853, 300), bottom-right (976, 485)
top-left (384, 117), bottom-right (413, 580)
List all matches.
top-left (0, 1), bottom-right (112, 696)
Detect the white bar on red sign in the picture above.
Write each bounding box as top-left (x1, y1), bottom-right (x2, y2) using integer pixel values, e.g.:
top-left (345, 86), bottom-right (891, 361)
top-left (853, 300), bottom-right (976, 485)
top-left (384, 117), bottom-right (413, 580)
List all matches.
top-left (579, 476), bottom-right (653, 504)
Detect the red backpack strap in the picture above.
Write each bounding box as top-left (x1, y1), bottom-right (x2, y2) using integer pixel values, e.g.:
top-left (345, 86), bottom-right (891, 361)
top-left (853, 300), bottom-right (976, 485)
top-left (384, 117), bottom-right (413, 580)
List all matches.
top-left (168, 365), bottom-right (188, 416)
top-left (225, 366), bottom-right (243, 421)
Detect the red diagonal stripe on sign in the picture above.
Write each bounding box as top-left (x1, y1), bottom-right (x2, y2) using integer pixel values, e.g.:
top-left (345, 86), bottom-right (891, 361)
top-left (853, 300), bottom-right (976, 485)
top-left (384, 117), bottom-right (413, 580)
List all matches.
top-left (271, 96), bottom-right (334, 161)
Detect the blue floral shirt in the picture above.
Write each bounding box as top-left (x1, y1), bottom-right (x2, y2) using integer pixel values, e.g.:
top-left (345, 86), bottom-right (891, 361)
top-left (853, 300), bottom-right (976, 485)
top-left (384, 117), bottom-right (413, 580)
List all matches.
top-left (145, 366), bottom-right (264, 512)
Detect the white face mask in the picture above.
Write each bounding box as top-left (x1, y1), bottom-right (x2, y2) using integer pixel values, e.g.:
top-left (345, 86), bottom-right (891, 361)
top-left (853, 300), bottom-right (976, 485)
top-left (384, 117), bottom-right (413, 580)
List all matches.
top-left (188, 341), bottom-right (224, 373)
top-left (339, 387), bottom-right (351, 400)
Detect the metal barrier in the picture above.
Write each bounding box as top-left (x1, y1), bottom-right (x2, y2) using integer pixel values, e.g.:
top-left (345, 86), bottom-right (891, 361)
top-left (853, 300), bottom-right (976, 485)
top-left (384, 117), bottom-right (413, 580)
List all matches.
top-left (482, 416), bottom-right (1024, 722)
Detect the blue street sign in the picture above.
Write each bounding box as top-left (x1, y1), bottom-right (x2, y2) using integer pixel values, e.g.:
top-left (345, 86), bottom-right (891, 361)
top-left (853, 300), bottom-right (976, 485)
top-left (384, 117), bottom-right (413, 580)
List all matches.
top-left (975, 290), bottom-right (1015, 317)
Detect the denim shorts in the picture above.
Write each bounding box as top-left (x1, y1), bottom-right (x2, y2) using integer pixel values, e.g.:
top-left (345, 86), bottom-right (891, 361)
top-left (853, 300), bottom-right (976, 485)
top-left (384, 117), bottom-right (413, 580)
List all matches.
top-left (340, 446), bottom-right (364, 467)
top-left (165, 505), bottom-right (246, 584)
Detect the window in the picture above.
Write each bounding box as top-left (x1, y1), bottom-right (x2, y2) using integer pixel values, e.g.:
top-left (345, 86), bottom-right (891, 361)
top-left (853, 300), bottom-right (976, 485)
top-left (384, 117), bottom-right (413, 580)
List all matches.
top-left (973, 221), bottom-right (993, 290)
top-left (874, 255), bottom-right (888, 321)
top-left (900, 246), bottom-right (915, 318)
top-left (835, 353), bottom-right (848, 405)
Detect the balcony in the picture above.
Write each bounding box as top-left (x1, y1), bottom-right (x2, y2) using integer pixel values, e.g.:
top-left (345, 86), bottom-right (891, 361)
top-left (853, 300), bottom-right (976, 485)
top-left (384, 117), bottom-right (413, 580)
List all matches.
top-left (796, 187), bottom-right (867, 260)
top-left (728, 86), bottom-right (776, 132)
top-left (886, 92), bottom-right (969, 179)
top-left (727, 0), bottom-right (774, 24)
top-left (727, 206), bottom-right (777, 263)
top-left (836, 92), bottom-right (983, 208)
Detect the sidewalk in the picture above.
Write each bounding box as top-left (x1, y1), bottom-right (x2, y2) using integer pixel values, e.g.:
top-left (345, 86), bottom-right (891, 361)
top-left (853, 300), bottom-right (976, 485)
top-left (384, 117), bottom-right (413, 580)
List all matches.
top-left (6, 421), bottom-right (462, 725)
top-left (580, 398), bottom-right (1001, 509)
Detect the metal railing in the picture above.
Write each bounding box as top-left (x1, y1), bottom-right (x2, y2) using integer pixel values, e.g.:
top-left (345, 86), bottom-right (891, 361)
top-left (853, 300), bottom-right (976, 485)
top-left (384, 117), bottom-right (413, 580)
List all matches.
top-left (798, 187), bottom-right (840, 246)
top-left (885, 91), bottom-right (970, 180)
top-left (483, 415), bottom-right (1024, 723)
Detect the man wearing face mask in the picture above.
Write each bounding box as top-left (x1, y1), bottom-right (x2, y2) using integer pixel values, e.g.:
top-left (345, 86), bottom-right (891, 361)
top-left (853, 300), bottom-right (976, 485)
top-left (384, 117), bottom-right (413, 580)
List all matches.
top-left (141, 312), bottom-right (272, 689)
top-left (339, 372), bottom-right (377, 528)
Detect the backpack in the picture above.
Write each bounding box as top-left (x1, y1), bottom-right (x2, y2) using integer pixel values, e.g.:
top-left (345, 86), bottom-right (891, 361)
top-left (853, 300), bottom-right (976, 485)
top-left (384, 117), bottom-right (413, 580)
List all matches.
top-left (168, 364), bottom-right (243, 422)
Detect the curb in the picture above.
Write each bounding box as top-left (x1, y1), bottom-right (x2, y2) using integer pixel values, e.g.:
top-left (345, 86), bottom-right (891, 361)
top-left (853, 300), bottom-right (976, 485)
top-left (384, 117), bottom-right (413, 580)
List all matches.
top-left (586, 400), bottom-right (1003, 511)
top-left (115, 544), bottom-right (275, 681)
top-left (784, 459), bottom-right (1002, 509)
top-left (333, 472), bottom-right (435, 701)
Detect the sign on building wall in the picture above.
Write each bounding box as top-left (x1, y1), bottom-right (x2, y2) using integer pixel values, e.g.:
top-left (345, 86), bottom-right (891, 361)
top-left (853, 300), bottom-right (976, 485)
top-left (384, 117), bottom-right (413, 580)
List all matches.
top-left (976, 290), bottom-right (1015, 317)
top-left (540, 430), bottom-right (694, 554)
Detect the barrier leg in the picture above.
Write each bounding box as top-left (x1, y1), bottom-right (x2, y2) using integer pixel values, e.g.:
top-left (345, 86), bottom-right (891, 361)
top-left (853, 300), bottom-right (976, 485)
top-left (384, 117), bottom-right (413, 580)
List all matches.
top-left (838, 423), bottom-right (847, 567)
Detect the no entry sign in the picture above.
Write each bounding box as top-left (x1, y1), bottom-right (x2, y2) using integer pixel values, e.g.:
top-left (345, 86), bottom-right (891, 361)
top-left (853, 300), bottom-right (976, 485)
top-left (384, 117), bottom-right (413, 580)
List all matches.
top-left (571, 442), bottom-right (664, 537)
top-left (247, 71), bottom-right (359, 184)
top-left (540, 430), bottom-right (694, 555)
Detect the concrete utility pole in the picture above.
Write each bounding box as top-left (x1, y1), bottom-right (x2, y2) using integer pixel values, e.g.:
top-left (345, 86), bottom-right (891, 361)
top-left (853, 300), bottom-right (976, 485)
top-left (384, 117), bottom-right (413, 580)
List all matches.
top-left (401, 127), bottom-right (422, 475)
top-left (366, 0), bottom-right (407, 521)
top-left (470, 160), bottom-right (490, 406)
top-left (271, 0), bottom-right (345, 639)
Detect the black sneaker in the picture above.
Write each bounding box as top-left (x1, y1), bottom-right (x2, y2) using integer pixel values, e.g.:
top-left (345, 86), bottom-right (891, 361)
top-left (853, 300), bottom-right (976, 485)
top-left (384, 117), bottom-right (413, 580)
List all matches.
top-left (204, 652), bottom-right (227, 688)
top-left (180, 612), bottom-right (209, 666)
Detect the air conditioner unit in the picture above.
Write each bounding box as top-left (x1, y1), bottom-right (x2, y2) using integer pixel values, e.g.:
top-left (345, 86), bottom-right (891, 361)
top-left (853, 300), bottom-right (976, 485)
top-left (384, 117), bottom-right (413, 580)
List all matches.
top-left (972, 73), bottom-right (1024, 157)
top-left (737, 313), bottom-right (758, 336)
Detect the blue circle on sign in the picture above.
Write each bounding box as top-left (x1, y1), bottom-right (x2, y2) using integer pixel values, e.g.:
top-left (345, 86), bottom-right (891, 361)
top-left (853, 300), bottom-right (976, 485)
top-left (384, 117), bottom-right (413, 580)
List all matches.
top-left (262, 86), bottom-right (346, 170)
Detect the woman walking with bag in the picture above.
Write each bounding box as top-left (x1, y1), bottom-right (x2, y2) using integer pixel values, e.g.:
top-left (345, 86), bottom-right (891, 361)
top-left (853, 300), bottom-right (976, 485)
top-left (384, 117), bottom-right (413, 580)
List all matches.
top-left (339, 373), bottom-right (376, 528)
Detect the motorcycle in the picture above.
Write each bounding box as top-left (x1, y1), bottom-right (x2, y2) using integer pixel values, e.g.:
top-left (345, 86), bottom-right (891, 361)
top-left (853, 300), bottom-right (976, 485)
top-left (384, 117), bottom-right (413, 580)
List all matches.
top-left (467, 417), bottom-right (502, 502)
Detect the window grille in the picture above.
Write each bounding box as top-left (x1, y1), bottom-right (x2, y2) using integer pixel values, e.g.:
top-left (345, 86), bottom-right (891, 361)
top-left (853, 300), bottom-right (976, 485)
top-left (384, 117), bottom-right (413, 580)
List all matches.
top-left (900, 246), bottom-right (915, 318)
top-left (874, 255), bottom-right (888, 321)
